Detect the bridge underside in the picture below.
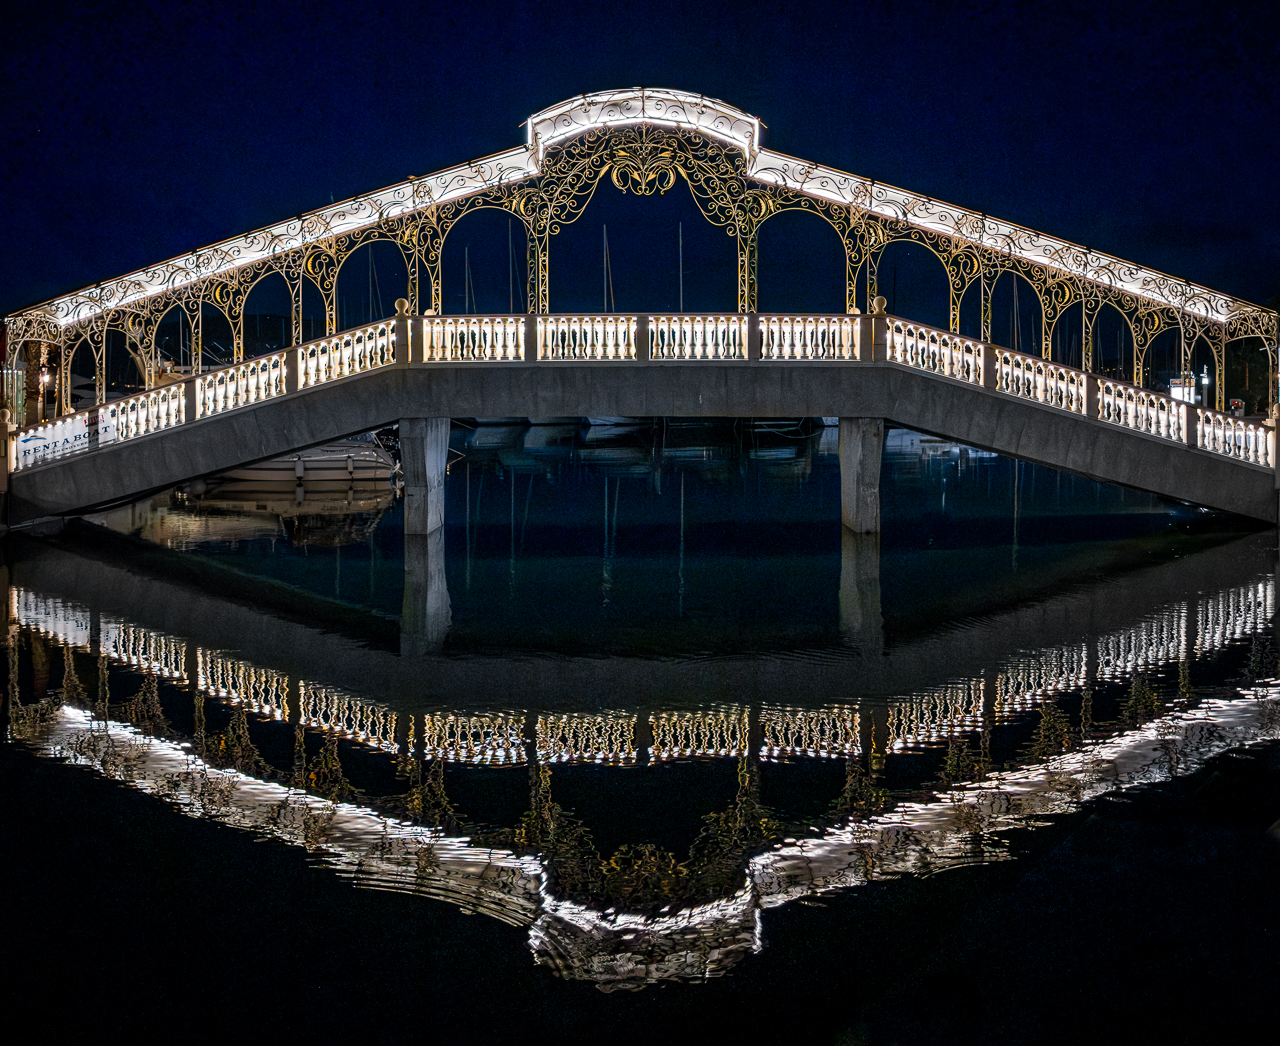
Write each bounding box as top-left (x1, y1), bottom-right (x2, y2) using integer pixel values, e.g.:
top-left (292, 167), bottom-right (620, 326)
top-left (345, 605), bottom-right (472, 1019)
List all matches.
top-left (9, 361), bottom-right (1276, 524)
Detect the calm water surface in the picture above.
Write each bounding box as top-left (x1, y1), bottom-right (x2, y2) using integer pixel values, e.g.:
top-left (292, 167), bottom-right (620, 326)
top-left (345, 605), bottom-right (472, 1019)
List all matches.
top-left (4, 421), bottom-right (1278, 1041)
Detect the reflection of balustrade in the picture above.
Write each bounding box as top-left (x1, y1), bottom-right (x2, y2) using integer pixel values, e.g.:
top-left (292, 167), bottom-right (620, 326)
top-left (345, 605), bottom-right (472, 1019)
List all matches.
top-left (200, 649), bottom-right (289, 720)
top-left (420, 713), bottom-right (525, 765)
top-left (421, 316), bottom-right (523, 361)
top-left (536, 712), bottom-right (636, 764)
top-left (101, 620), bottom-right (186, 679)
top-left (649, 315), bottom-right (746, 360)
top-left (888, 680), bottom-right (985, 749)
top-left (298, 321), bottom-right (394, 388)
top-left (650, 709), bottom-right (747, 760)
top-left (760, 706), bottom-right (860, 758)
top-left (9, 566), bottom-right (1275, 766)
top-left (9, 589), bottom-right (92, 648)
top-left (537, 315), bottom-right (636, 360)
top-left (761, 315), bottom-right (855, 360)
top-left (196, 353), bottom-right (286, 417)
top-left (299, 682), bottom-right (399, 752)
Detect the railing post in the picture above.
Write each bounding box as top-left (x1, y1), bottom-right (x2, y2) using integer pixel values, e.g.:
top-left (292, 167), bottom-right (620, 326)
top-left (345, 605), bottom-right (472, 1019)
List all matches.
top-left (410, 311), bottom-right (427, 365)
top-left (747, 313), bottom-right (761, 361)
top-left (0, 409), bottom-right (11, 511)
top-left (183, 374), bottom-right (198, 424)
top-left (1084, 374), bottom-right (1099, 419)
top-left (1180, 401), bottom-right (1198, 447)
top-left (635, 314), bottom-right (650, 362)
top-left (524, 314), bottom-right (538, 363)
top-left (867, 296), bottom-right (888, 362)
top-left (981, 344), bottom-right (998, 390)
top-left (393, 298), bottom-right (410, 365)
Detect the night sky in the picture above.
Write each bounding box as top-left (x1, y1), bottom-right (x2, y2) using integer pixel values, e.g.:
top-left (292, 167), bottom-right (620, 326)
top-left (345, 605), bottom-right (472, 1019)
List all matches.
top-left (3, 0), bottom-right (1278, 322)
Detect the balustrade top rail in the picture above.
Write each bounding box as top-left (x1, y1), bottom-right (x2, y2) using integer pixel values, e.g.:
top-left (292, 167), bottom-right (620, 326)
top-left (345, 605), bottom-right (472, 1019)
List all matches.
top-left (11, 311), bottom-right (1274, 473)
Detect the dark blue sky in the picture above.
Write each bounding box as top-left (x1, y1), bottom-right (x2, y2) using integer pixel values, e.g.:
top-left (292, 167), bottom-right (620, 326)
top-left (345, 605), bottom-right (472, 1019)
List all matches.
top-left (3, 0), bottom-right (1277, 319)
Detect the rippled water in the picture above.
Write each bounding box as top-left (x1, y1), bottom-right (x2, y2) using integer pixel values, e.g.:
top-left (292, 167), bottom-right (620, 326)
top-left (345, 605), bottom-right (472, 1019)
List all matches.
top-left (4, 420), bottom-right (1277, 1038)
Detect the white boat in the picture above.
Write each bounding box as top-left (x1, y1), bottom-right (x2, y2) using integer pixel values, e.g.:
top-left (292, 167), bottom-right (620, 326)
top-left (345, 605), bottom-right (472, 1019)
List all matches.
top-left (218, 438), bottom-right (396, 482)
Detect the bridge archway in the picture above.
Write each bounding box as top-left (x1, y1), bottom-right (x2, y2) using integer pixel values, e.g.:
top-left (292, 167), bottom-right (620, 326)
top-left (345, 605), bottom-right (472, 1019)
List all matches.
top-left (756, 209), bottom-right (845, 315)
top-left (201, 302), bottom-right (235, 370)
top-left (1092, 301), bottom-right (1136, 382)
top-left (547, 180), bottom-right (736, 314)
top-left (299, 277), bottom-right (327, 344)
top-left (439, 207), bottom-right (531, 315)
top-left (154, 305), bottom-right (192, 371)
top-left (872, 241), bottom-right (951, 332)
top-left (336, 240), bottom-right (410, 329)
top-left (242, 271), bottom-right (292, 358)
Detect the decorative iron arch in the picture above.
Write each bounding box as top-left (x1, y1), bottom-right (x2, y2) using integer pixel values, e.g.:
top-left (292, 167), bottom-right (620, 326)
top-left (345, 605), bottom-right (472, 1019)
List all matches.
top-left (4, 87), bottom-right (1276, 415)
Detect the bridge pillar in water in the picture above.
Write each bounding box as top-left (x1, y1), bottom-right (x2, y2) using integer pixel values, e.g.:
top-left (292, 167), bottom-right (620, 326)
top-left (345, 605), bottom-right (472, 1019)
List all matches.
top-left (401, 529), bottom-right (451, 657)
top-left (401, 417), bottom-right (449, 535)
top-left (839, 418), bottom-right (884, 533)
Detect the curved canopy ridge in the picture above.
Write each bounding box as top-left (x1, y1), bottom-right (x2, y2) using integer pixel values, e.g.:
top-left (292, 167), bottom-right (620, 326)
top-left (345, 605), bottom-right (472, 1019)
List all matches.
top-left (5, 87), bottom-right (1275, 353)
top-left (526, 88), bottom-right (761, 160)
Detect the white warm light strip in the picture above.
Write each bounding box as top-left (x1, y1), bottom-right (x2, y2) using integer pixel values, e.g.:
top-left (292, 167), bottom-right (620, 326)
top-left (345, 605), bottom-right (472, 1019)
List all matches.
top-left (8, 88), bottom-right (1262, 331)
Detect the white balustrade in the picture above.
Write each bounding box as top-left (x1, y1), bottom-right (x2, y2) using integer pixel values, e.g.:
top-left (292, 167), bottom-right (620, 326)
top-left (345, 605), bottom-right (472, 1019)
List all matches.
top-left (10, 310), bottom-right (1277, 481)
top-left (105, 385), bottom-right (186, 443)
top-left (994, 349), bottom-right (1088, 415)
top-left (13, 410), bottom-right (101, 468)
top-left (196, 352), bottom-right (287, 418)
top-left (1197, 409), bottom-right (1273, 467)
top-left (421, 316), bottom-right (524, 362)
top-left (537, 315), bottom-right (636, 360)
top-left (298, 321), bottom-right (394, 388)
top-left (649, 315), bottom-right (746, 360)
top-left (887, 321), bottom-right (983, 383)
top-left (761, 315), bottom-right (855, 359)
top-left (1097, 381), bottom-right (1183, 442)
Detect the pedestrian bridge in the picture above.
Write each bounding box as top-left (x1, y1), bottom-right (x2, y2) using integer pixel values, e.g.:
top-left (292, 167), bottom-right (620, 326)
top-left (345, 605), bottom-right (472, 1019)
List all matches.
top-left (5, 303), bottom-right (1277, 526)
top-left (3, 86), bottom-right (1277, 526)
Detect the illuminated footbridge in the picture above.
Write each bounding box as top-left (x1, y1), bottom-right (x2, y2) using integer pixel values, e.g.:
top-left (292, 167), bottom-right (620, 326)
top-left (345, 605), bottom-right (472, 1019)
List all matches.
top-left (3, 89), bottom-right (1278, 527)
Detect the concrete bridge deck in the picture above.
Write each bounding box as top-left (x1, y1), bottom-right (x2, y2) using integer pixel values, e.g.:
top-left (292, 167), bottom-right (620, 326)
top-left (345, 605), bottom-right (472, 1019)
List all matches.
top-left (7, 309), bottom-right (1276, 525)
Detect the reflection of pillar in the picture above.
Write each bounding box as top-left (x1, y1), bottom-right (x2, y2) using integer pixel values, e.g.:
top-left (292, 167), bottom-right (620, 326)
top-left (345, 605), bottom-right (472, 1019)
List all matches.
top-left (839, 418), bottom-right (883, 532)
top-left (858, 699), bottom-right (889, 775)
top-left (634, 713), bottom-right (653, 768)
top-left (839, 529), bottom-right (883, 653)
top-left (401, 529), bottom-right (451, 656)
top-left (401, 417), bottom-right (449, 535)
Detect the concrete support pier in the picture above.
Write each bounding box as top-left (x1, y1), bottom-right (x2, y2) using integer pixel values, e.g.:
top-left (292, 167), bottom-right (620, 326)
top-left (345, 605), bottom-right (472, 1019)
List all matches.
top-left (839, 418), bottom-right (884, 533)
top-left (401, 417), bottom-right (449, 535)
top-left (401, 530), bottom-right (451, 656)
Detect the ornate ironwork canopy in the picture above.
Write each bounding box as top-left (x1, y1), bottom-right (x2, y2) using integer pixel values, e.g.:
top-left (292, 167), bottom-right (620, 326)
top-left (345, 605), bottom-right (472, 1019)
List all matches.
top-left (5, 88), bottom-right (1276, 413)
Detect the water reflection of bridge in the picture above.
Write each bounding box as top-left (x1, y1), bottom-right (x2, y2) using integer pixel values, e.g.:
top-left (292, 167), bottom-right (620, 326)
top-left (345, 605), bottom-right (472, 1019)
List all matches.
top-left (10, 558), bottom-right (1279, 988)
top-left (11, 546), bottom-right (1273, 767)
